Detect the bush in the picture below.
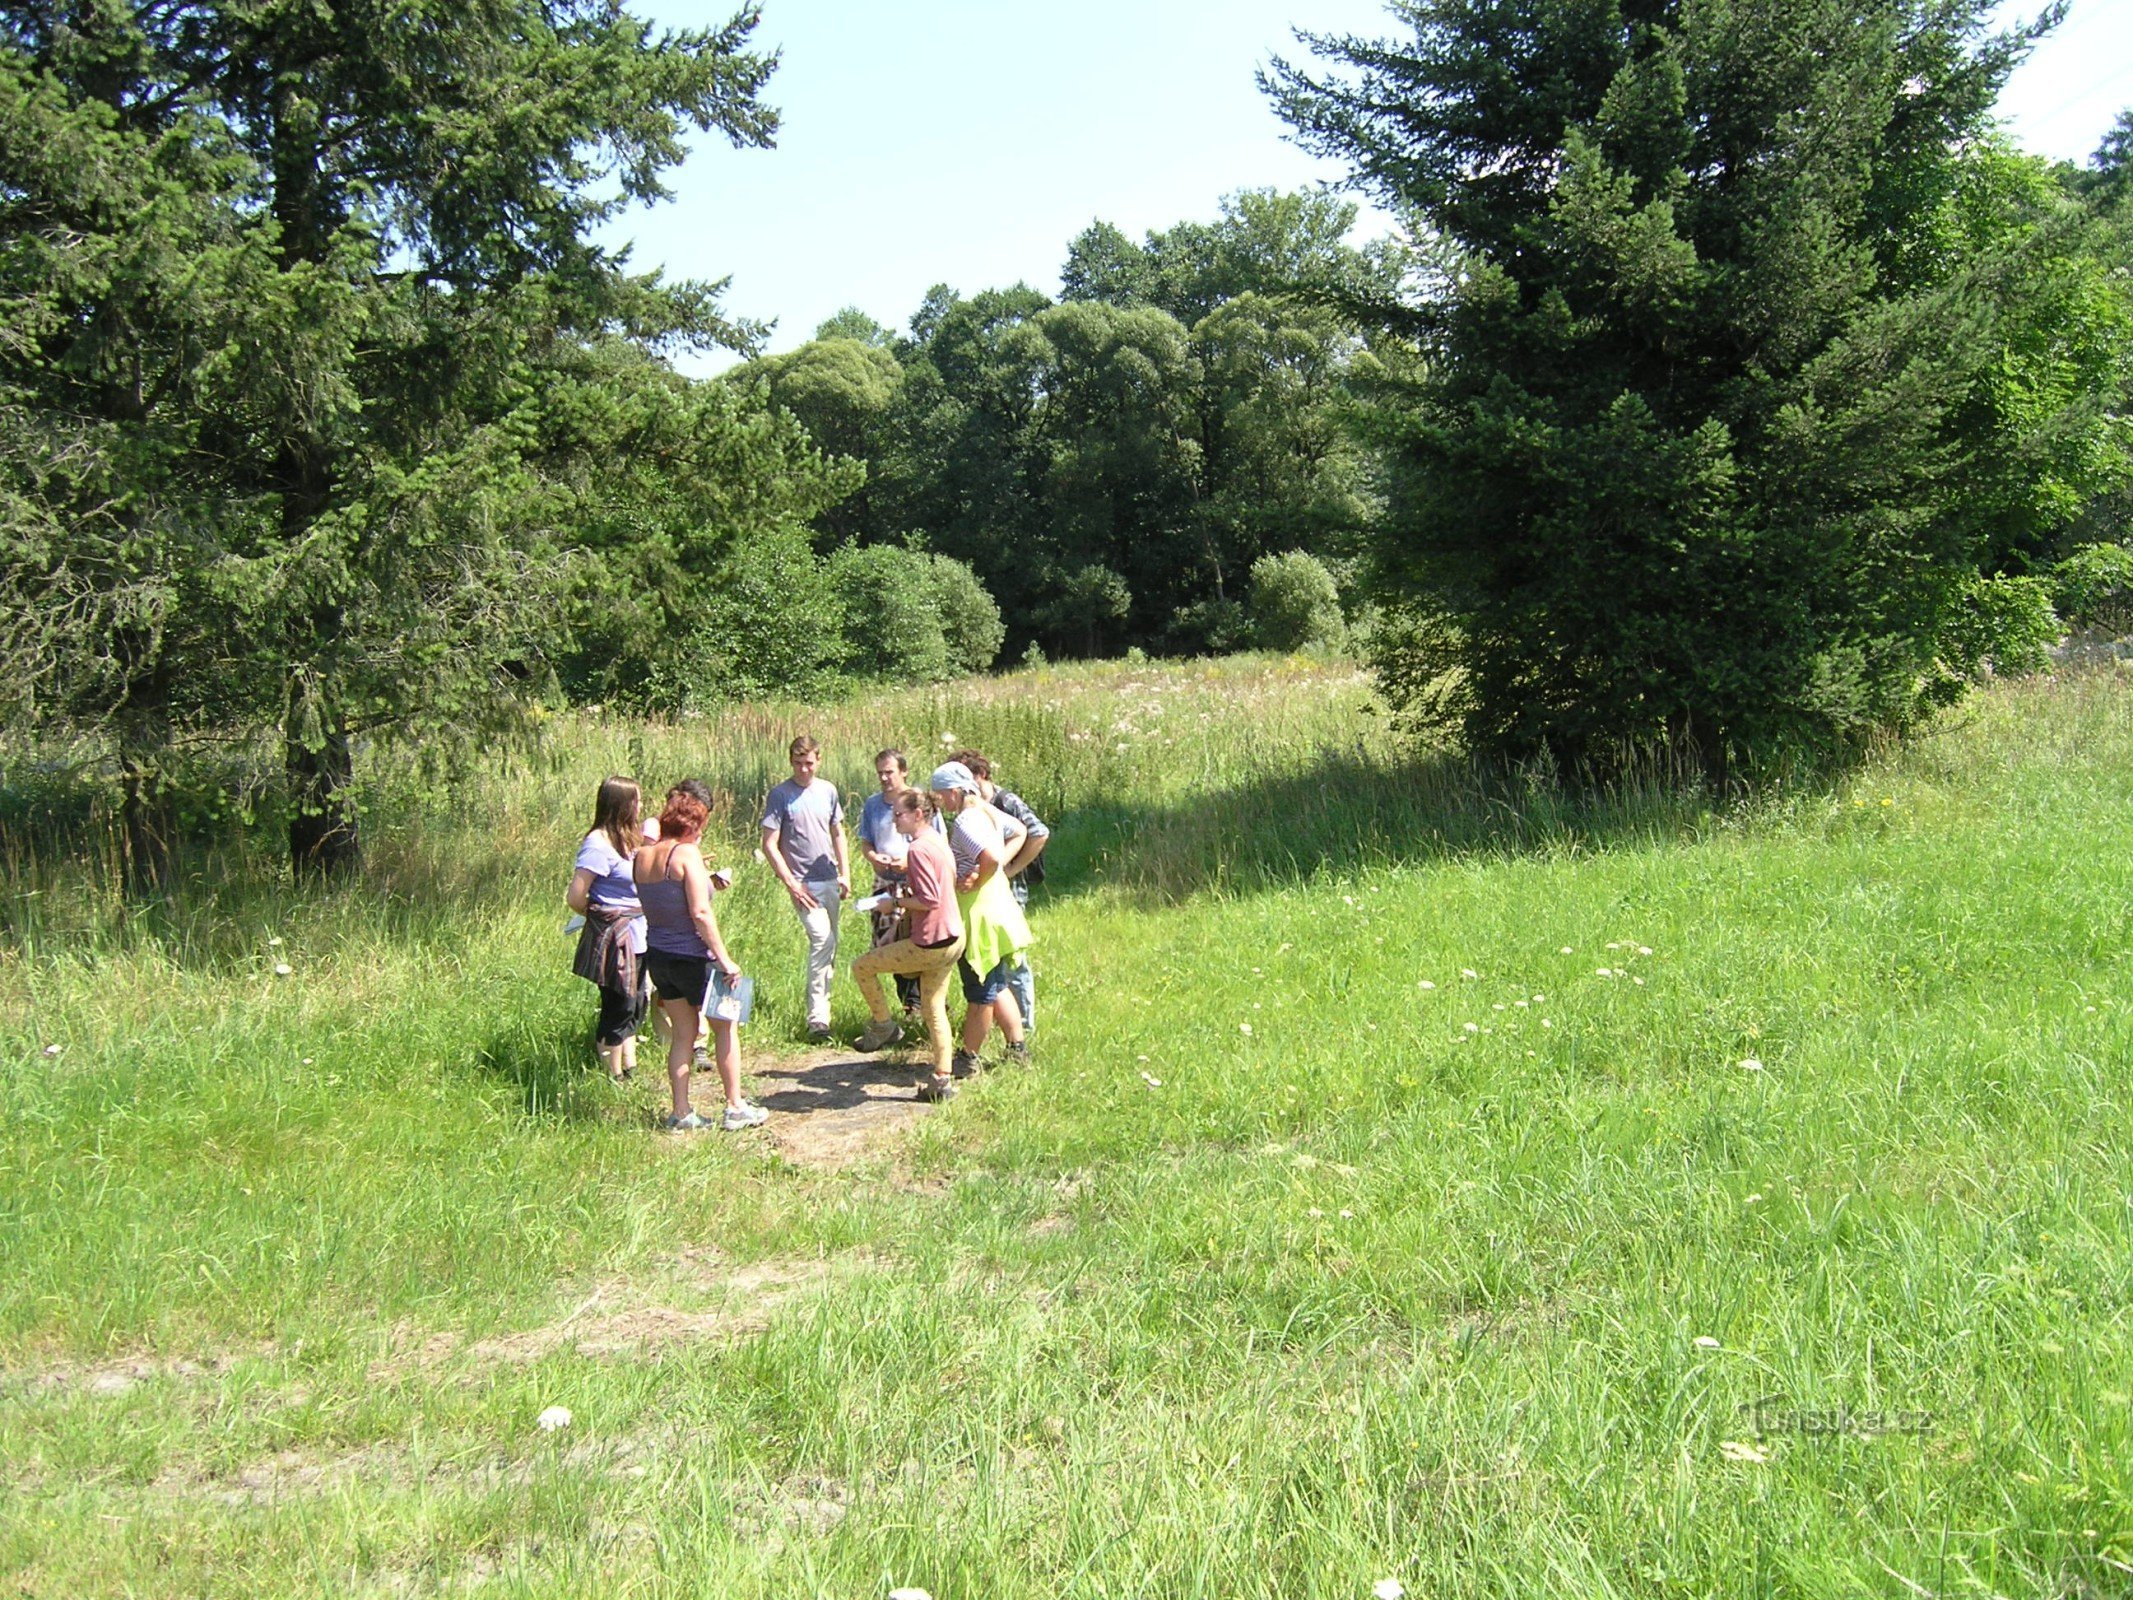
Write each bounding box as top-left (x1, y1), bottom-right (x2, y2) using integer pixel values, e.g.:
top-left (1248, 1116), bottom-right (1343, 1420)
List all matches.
top-left (1250, 551), bottom-right (1346, 652)
top-left (1941, 574), bottom-right (2060, 682)
top-left (1168, 595), bottom-right (1252, 655)
top-left (2049, 544), bottom-right (2133, 629)
top-left (829, 544), bottom-right (952, 684)
top-left (922, 553), bottom-right (1005, 675)
top-left (648, 529), bottom-right (850, 709)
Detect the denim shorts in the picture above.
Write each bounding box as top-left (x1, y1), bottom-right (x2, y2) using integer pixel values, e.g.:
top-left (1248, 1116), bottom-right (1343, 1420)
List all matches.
top-left (959, 955), bottom-right (1014, 1005)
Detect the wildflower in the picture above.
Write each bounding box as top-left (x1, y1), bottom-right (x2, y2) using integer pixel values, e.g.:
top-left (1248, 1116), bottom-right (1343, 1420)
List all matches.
top-left (267, 936), bottom-right (283, 947)
top-left (1606, 942), bottom-right (1621, 950)
top-left (1739, 1058), bottom-right (1763, 1072)
top-left (273, 963), bottom-right (293, 977)
top-left (1541, 1019), bottom-right (1553, 1028)
top-left (1514, 999), bottom-right (1528, 1008)
top-left (1308, 1206), bottom-right (1324, 1218)
top-left (1239, 1022), bottom-right (1253, 1036)
top-left (1338, 1208), bottom-right (1355, 1220)
top-left (1492, 1003), bottom-right (1507, 1012)
top-left (42, 1043), bottom-right (62, 1059)
top-left (300, 1057), bottom-right (313, 1067)
top-left (1638, 946), bottom-right (1653, 957)
top-left (1375, 1581), bottom-right (1407, 1600)
top-left (1461, 967), bottom-right (1478, 979)
top-left (536, 1406), bottom-right (573, 1432)
top-left (1559, 945), bottom-right (1574, 954)
top-left (1693, 1335), bottom-right (1720, 1350)
top-left (1745, 1193), bottom-right (1763, 1204)
top-left (1136, 1054), bottom-right (1150, 1062)
top-left (1463, 1022), bottom-right (1480, 1033)
top-left (1417, 980), bottom-right (1436, 991)
top-left (1719, 1440), bottom-right (1771, 1464)
top-left (940, 732), bottom-right (956, 744)
top-left (1532, 994), bottom-right (1546, 1003)
top-left (1343, 895), bottom-right (1356, 906)
top-left (1633, 976), bottom-right (1645, 986)
top-left (1141, 1072), bottom-right (1163, 1088)
top-left (889, 1589), bottom-right (936, 1600)
top-left (1597, 968), bottom-right (1615, 978)
top-left (1882, 797), bottom-right (1894, 807)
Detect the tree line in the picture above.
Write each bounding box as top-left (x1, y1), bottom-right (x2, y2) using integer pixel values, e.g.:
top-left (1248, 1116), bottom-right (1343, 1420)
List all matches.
top-left (4, 0), bottom-right (2130, 888)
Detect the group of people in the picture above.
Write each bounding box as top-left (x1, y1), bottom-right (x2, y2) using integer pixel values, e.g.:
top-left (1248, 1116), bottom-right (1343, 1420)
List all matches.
top-left (566, 737), bottom-right (1048, 1129)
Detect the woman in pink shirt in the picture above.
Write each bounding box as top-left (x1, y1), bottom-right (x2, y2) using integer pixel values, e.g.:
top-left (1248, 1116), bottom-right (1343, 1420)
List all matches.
top-left (851, 789), bottom-right (967, 1101)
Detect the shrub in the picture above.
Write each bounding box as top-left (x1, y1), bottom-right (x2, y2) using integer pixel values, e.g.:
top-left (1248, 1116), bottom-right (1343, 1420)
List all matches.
top-left (1250, 551), bottom-right (1346, 652)
top-left (922, 553), bottom-right (1005, 675)
top-left (1168, 595), bottom-right (1253, 655)
top-left (1941, 574), bottom-right (2060, 682)
top-left (2048, 544), bottom-right (2133, 629)
top-left (649, 530), bottom-right (850, 709)
top-left (828, 543), bottom-right (952, 684)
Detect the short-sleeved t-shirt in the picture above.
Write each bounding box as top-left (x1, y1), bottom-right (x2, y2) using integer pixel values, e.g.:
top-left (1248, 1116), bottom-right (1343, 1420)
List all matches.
top-left (761, 778), bottom-right (845, 883)
top-left (947, 802), bottom-right (1023, 880)
top-left (901, 827), bottom-right (962, 947)
top-left (859, 792), bottom-right (908, 882)
top-left (575, 831), bottom-right (647, 954)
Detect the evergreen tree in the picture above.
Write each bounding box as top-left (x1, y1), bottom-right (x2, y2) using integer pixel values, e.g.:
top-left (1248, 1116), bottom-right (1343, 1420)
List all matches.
top-left (1, 2), bottom-right (786, 875)
top-left (1271, 0), bottom-right (2116, 777)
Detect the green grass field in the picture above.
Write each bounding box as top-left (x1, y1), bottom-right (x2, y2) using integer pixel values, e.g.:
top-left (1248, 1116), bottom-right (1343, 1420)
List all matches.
top-left (4, 656), bottom-right (2132, 1598)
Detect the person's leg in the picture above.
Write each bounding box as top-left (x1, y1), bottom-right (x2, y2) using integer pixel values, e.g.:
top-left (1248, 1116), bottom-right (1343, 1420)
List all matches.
top-left (1007, 959), bottom-right (1034, 1038)
top-left (960, 957), bottom-right (993, 1055)
top-left (661, 998), bottom-right (698, 1120)
top-left (850, 940), bottom-right (897, 1024)
top-left (800, 880), bottom-right (841, 1033)
top-left (595, 983), bottom-right (636, 1079)
top-left (708, 1018), bottom-right (742, 1109)
top-left (991, 981), bottom-right (1025, 1047)
top-left (916, 956), bottom-right (958, 1079)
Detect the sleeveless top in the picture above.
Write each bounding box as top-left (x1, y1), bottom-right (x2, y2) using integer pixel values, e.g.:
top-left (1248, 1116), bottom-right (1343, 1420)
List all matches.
top-left (635, 847), bottom-right (709, 958)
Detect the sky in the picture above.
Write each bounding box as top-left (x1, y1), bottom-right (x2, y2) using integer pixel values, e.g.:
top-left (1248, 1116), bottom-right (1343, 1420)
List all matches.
top-left (605, 0), bottom-right (2133, 374)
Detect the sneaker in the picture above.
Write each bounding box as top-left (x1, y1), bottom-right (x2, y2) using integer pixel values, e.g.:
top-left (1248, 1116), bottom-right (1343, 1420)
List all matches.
top-left (1004, 1040), bottom-right (1031, 1065)
top-left (805, 1023), bottom-right (834, 1045)
top-left (951, 1048), bottom-right (981, 1078)
top-left (721, 1102), bottom-right (770, 1131)
top-left (691, 1044), bottom-right (711, 1072)
top-left (855, 1017), bottom-right (904, 1053)
top-left (664, 1111), bottom-right (713, 1132)
top-left (916, 1074), bottom-right (957, 1103)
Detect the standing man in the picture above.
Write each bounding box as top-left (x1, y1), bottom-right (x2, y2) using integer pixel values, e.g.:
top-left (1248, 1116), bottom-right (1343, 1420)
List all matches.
top-left (760, 735), bottom-right (851, 1043)
top-left (954, 750), bottom-right (1049, 1038)
top-left (858, 748), bottom-right (922, 1016)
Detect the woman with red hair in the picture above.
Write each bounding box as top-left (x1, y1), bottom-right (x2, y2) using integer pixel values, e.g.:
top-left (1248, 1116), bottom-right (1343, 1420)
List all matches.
top-left (632, 791), bottom-right (765, 1132)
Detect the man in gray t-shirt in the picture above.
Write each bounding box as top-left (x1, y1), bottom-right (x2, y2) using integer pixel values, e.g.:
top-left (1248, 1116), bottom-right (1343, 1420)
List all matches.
top-left (759, 735), bottom-right (851, 1041)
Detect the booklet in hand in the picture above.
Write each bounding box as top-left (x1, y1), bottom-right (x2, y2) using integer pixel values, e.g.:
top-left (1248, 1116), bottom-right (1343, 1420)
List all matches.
top-left (707, 971), bottom-right (754, 1026)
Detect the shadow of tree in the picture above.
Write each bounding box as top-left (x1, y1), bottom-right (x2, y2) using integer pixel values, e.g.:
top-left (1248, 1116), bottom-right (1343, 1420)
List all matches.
top-left (1034, 744), bottom-right (1716, 907)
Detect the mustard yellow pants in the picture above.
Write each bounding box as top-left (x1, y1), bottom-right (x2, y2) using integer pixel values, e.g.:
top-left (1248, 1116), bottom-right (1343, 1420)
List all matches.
top-left (852, 935), bottom-right (966, 1077)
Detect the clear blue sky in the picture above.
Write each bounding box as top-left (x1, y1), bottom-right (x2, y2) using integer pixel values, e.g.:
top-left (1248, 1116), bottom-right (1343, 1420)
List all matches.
top-left (606, 1), bottom-right (2133, 373)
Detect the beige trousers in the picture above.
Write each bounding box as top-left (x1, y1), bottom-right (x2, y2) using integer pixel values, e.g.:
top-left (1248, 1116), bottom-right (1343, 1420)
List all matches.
top-left (852, 935), bottom-right (966, 1077)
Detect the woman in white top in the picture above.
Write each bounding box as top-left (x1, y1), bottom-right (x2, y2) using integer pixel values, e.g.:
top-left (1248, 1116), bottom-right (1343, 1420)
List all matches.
top-left (928, 762), bottom-right (1034, 1074)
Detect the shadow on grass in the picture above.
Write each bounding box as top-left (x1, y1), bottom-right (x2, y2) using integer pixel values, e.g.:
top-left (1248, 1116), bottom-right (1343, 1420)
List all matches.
top-left (752, 1050), bottom-right (925, 1115)
top-left (474, 1014), bottom-right (638, 1126)
top-left (1037, 744), bottom-right (1719, 907)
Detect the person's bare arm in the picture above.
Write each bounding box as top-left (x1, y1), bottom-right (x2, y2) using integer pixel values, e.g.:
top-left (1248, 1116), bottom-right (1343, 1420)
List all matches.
top-left (833, 813), bottom-right (851, 897)
top-left (762, 821), bottom-right (819, 911)
top-left (680, 846), bottom-right (739, 976)
top-left (566, 867), bottom-right (595, 914)
top-left (957, 843), bottom-right (1003, 896)
top-left (1004, 831), bottom-right (1047, 879)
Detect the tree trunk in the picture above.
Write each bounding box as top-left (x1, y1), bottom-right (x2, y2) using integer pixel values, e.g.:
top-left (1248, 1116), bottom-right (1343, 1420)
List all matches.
top-left (116, 753), bottom-right (173, 897)
top-left (287, 707), bottom-right (358, 877)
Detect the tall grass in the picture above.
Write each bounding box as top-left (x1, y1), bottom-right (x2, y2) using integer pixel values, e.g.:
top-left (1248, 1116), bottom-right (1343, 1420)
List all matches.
top-left (4, 657), bottom-right (2132, 1597)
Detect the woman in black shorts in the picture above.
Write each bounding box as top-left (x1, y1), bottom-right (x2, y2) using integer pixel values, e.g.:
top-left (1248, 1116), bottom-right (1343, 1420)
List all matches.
top-left (632, 791), bottom-right (765, 1133)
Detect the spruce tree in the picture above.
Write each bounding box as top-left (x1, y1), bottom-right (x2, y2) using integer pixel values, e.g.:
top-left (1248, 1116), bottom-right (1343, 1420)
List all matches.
top-left (1, 2), bottom-right (790, 875)
top-left (1270, 0), bottom-right (2113, 777)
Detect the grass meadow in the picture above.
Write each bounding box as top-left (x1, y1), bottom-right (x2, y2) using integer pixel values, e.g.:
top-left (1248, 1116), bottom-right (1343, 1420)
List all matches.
top-left (3, 654), bottom-right (2132, 1597)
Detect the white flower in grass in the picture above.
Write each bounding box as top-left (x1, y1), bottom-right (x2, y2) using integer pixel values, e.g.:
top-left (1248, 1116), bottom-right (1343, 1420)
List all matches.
top-left (1461, 968), bottom-right (1479, 979)
top-left (1596, 968), bottom-right (1615, 978)
top-left (267, 936), bottom-right (283, 947)
top-left (1140, 1072), bottom-right (1163, 1088)
top-left (1739, 1058), bottom-right (1764, 1072)
top-left (1540, 1018), bottom-right (1553, 1028)
top-left (1745, 1193), bottom-right (1763, 1204)
top-left (1339, 1208), bottom-right (1355, 1220)
top-left (1638, 946), bottom-right (1653, 957)
top-left (1719, 1439), bottom-right (1771, 1464)
top-left (1375, 1581), bottom-right (1407, 1600)
top-left (1560, 945), bottom-right (1574, 954)
top-left (890, 1589), bottom-right (935, 1600)
top-left (42, 1043), bottom-right (62, 1058)
top-left (300, 1057), bottom-right (313, 1067)
top-left (273, 963), bottom-right (293, 977)
top-left (1514, 999), bottom-right (1528, 1008)
top-left (1239, 1022), bottom-right (1253, 1036)
top-left (1463, 1023), bottom-right (1480, 1034)
top-left (1492, 1003), bottom-right (1506, 1012)
top-left (1531, 994), bottom-right (1546, 1003)
top-left (1607, 942), bottom-right (1621, 950)
top-left (536, 1405), bottom-right (572, 1432)
top-left (1693, 1335), bottom-right (1721, 1349)
top-left (1632, 976), bottom-right (1645, 986)
top-left (939, 733), bottom-right (956, 745)
top-left (1417, 980), bottom-right (1436, 991)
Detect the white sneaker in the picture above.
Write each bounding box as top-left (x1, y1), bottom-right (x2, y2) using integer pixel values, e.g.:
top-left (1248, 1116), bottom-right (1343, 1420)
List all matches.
top-left (721, 1102), bottom-right (769, 1131)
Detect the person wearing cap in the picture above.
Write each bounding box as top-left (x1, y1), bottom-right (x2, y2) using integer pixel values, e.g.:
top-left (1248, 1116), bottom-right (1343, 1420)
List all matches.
top-left (759, 735), bottom-right (850, 1043)
top-left (929, 760), bottom-right (1033, 1075)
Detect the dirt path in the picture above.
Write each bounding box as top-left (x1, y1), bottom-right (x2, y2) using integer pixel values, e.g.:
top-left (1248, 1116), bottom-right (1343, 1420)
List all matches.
top-left (742, 1041), bottom-right (939, 1169)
